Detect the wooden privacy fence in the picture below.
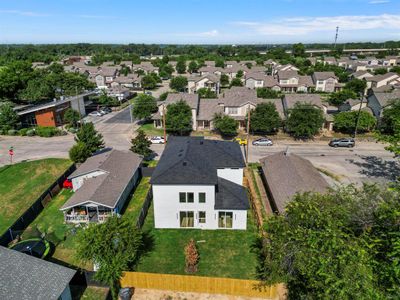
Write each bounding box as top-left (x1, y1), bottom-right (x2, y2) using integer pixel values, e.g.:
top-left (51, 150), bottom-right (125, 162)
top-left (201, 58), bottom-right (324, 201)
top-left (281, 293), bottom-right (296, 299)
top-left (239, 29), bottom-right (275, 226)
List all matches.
top-left (121, 272), bottom-right (282, 299)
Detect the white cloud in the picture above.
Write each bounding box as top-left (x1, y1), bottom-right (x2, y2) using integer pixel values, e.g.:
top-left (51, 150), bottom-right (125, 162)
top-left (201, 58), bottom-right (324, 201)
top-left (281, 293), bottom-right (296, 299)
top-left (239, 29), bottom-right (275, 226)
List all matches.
top-left (0, 10), bottom-right (49, 17)
top-left (369, 0), bottom-right (390, 4)
top-left (234, 14), bottom-right (400, 36)
top-left (174, 29), bottom-right (219, 37)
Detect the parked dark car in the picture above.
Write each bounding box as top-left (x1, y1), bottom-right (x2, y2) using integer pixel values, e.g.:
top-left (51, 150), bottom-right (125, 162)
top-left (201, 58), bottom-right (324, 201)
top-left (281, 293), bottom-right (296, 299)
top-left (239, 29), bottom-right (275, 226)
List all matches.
top-left (329, 138), bottom-right (355, 148)
top-left (100, 106), bottom-right (112, 114)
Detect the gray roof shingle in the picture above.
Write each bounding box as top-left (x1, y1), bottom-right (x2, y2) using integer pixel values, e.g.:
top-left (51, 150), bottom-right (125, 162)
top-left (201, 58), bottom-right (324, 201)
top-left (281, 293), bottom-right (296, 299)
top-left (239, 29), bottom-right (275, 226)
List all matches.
top-left (150, 137), bottom-right (245, 185)
top-left (62, 149), bottom-right (143, 210)
top-left (0, 246), bottom-right (76, 300)
top-left (260, 152), bottom-right (329, 213)
top-left (215, 177), bottom-right (249, 210)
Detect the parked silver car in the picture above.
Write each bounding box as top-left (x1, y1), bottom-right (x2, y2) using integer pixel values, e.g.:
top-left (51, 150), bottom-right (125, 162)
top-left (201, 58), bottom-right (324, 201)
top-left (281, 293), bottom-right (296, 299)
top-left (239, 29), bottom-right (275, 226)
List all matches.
top-left (329, 138), bottom-right (355, 148)
top-left (252, 138), bottom-right (273, 146)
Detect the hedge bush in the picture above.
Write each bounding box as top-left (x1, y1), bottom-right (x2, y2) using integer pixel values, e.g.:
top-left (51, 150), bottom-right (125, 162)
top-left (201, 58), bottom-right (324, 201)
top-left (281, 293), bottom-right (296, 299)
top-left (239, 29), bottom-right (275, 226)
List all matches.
top-left (35, 126), bottom-right (62, 137)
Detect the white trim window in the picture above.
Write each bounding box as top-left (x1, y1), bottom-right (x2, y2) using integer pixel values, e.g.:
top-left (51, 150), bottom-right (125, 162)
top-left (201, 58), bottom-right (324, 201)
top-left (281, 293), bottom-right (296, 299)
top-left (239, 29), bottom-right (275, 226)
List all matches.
top-left (180, 211), bottom-right (194, 227)
top-left (198, 211), bottom-right (206, 224)
top-left (218, 211), bottom-right (233, 228)
top-left (227, 107), bottom-right (238, 115)
top-left (199, 192), bottom-right (206, 203)
top-left (179, 192), bottom-right (194, 203)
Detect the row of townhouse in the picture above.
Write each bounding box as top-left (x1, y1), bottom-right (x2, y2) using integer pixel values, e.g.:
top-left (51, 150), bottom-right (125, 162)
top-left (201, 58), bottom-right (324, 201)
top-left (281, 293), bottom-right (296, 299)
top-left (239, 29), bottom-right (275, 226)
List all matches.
top-left (152, 87), bottom-right (333, 132)
top-left (245, 71), bottom-right (342, 93)
top-left (350, 71), bottom-right (400, 94)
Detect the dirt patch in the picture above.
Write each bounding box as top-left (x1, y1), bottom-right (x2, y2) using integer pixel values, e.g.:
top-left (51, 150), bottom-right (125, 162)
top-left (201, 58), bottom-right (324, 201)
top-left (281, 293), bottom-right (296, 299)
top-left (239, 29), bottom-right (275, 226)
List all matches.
top-left (132, 288), bottom-right (269, 300)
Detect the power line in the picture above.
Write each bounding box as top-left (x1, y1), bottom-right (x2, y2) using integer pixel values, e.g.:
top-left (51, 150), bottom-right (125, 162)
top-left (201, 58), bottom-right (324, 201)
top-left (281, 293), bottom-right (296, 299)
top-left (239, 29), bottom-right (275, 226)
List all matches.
top-left (334, 26), bottom-right (339, 49)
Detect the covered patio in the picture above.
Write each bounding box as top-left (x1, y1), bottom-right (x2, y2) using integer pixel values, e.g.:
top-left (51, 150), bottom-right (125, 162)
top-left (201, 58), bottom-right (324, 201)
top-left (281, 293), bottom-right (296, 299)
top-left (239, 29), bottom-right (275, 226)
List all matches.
top-left (62, 203), bottom-right (114, 224)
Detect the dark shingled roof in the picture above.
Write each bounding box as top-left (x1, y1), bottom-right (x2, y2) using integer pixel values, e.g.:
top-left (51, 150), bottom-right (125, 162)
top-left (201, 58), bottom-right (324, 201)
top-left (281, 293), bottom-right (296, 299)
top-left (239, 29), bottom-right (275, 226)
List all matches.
top-left (62, 149), bottom-right (143, 210)
top-left (260, 152), bottom-right (329, 213)
top-left (215, 177), bottom-right (249, 210)
top-left (0, 246), bottom-right (76, 300)
top-left (150, 136), bottom-right (245, 185)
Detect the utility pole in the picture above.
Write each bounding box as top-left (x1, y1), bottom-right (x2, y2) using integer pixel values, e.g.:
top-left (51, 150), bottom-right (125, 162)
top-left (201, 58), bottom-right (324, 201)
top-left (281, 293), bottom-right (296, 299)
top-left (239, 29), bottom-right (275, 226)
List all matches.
top-left (334, 26), bottom-right (339, 49)
top-left (162, 105), bottom-right (167, 144)
top-left (246, 104), bottom-right (250, 165)
top-left (353, 92), bottom-right (364, 139)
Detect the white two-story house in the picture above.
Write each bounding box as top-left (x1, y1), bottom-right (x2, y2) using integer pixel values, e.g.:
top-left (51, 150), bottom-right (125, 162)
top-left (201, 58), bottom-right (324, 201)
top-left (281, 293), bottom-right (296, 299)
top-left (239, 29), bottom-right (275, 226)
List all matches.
top-left (187, 74), bottom-right (220, 94)
top-left (312, 72), bottom-right (339, 92)
top-left (150, 136), bottom-right (249, 230)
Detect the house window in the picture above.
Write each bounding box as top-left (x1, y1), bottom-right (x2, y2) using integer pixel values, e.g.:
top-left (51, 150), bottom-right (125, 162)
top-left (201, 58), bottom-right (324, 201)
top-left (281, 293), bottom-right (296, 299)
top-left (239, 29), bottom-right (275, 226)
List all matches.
top-left (199, 192), bottom-right (206, 203)
top-left (317, 80), bottom-right (324, 84)
top-left (256, 80), bottom-right (263, 85)
top-left (227, 107), bottom-right (238, 114)
top-left (218, 212), bottom-right (233, 228)
top-left (198, 211), bottom-right (206, 224)
top-left (179, 192), bottom-right (194, 203)
top-left (180, 211), bottom-right (194, 227)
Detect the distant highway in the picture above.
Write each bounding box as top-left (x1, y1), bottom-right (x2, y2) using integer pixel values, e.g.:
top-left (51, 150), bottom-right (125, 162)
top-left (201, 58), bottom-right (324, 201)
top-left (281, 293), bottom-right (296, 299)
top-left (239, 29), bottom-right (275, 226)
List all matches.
top-left (283, 48), bottom-right (400, 55)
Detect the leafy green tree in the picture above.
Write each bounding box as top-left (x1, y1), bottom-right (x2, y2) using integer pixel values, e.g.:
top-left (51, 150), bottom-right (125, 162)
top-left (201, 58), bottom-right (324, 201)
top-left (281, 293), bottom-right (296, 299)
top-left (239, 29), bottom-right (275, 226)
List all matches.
top-left (69, 141), bottom-right (91, 163)
top-left (19, 76), bottom-right (54, 102)
top-left (188, 61), bottom-right (199, 73)
top-left (0, 102), bottom-right (19, 129)
top-left (249, 103), bottom-right (281, 134)
top-left (334, 111), bottom-right (376, 133)
top-left (377, 100), bottom-right (400, 155)
top-left (197, 88), bottom-right (217, 98)
top-left (130, 129), bottom-right (152, 158)
top-left (97, 90), bottom-right (118, 106)
top-left (141, 74), bottom-right (157, 90)
top-left (132, 94), bottom-right (157, 120)
top-left (390, 66), bottom-right (400, 75)
top-left (63, 108), bottom-right (80, 128)
top-left (76, 122), bottom-right (105, 155)
top-left (374, 68), bottom-right (388, 75)
top-left (286, 103), bottom-right (324, 138)
top-left (159, 91), bottom-right (169, 101)
top-left (220, 74), bottom-right (230, 86)
top-left (328, 89), bottom-right (358, 106)
top-left (0, 61), bottom-right (33, 101)
top-left (215, 58), bottom-right (224, 68)
top-left (256, 88), bottom-right (280, 99)
top-left (236, 70), bottom-right (244, 79)
top-left (176, 59), bottom-right (186, 74)
top-left (75, 216), bottom-right (143, 299)
top-left (345, 78), bottom-right (367, 95)
top-left (213, 113), bottom-right (237, 136)
top-left (230, 78), bottom-right (243, 87)
top-left (165, 101), bottom-right (192, 135)
top-left (169, 76), bottom-right (188, 92)
top-left (161, 64), bottom-right (174, 77)
top-left (245, 62), bottom-right (253, 69)
top-left (292, 43), bottom-right (306, 57)
top-left (256, 185), bottom-right (400, 299)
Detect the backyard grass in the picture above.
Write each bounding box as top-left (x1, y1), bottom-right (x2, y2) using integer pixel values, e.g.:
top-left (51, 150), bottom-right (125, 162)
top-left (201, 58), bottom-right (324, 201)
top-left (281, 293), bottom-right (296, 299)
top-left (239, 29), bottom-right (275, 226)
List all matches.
top-left (136, 205), bottom-right (259, 279)
top-left (0, 158), bottom-right (72, 234)
top-left (123, 177), bottom-right (151, 221)
top-left (78, 286), bottom-right (110, 300)
top-left (139, 123), bottom-right (164, 136)
top-left (22, 189), bottom-right (88, 268)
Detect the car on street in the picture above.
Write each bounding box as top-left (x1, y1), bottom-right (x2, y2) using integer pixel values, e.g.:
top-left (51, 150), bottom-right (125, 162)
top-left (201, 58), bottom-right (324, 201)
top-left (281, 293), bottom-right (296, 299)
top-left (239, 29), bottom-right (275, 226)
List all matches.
top-left (233, 137), bottom-right (247, 145)
top-left (145, 91), bottom-right (153, 96)
top-left (329, 138), bottom-right (355, 148)
top-left (252, 137), bottom-right (273, 146)
top-left (100, 107), bottom-right (112, 114)
top-left (88, 111), bottom-right (103, 117)
top-left (149, 136), bottom-right (165, 144)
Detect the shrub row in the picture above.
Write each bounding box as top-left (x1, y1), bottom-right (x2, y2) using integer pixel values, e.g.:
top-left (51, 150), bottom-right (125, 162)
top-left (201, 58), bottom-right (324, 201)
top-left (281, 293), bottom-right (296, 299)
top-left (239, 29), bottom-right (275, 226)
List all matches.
top-left (0, 126), bottom-right (68, 137)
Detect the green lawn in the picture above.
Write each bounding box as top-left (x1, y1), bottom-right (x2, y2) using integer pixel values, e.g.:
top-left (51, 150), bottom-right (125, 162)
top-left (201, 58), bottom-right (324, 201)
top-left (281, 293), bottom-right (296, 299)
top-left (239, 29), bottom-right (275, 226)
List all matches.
top-left (22, 189), bottom-right (87, 268)
top-left (123, 177), bottom-right (151, 221)
top-left (136, 206), bottom-right (259, 279)
top-left (78, 286), bottom-right (110, 300)
top-left (0, 158), bottom-right (72, 234)
top-left (139, 123), bottom-right (164, 136)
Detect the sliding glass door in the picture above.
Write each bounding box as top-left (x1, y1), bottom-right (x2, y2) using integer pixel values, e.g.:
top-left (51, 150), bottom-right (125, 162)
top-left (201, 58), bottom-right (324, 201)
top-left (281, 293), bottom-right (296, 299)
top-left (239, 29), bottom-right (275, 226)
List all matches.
top-left (180, 211), bottom-right (194, 228)
top-left (218, 212), bottom-right (233, 228)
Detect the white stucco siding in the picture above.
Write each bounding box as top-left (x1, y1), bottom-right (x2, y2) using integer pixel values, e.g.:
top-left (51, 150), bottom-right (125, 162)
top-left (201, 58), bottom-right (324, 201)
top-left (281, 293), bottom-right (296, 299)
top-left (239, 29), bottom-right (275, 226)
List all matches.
top-left (217, 168), bottom-right (243, 186)
top-left (71, 170), bottom-right (107, 192)
top-left (152, 184), bottom-right (217, 229)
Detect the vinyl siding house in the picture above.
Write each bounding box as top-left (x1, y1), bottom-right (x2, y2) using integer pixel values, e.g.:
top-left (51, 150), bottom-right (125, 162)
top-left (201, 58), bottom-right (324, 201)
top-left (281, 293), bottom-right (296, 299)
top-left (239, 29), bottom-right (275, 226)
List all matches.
top-left (187, 74), bottom-right (220, 94)
top-left (367, 90), bottom-right (400, 118)
top-left (60, 149), bottom-right (143, 224)
top-left (365, 72), bottom-right (400, 90)
top-left (150, 137), bottom-right (249, 230)
top-left (312, 72), bottom-right (339, 92)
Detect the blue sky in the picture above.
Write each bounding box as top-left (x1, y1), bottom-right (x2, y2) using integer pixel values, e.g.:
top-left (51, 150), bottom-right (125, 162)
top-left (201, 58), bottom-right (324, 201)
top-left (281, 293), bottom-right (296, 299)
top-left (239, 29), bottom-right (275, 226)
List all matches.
top-left (0, 0), bottom-right (399, 44)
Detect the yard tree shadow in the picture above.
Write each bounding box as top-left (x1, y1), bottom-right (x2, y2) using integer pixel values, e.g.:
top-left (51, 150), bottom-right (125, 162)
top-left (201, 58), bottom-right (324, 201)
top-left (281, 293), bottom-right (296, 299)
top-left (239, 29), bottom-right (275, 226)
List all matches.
top-left (131, 230), bottom-right (155, 270)
top-left (346, 155), bottom-right (400, 182)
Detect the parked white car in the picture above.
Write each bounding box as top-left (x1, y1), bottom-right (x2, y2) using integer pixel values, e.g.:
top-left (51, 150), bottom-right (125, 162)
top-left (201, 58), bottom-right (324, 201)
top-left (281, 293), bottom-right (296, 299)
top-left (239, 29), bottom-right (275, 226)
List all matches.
top-left (149, 136), bottom-right (165, 144)
top-left (252, 138), bottom-right (273, 146)
top-left (88, 111), bottom-right (103, 117)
